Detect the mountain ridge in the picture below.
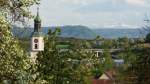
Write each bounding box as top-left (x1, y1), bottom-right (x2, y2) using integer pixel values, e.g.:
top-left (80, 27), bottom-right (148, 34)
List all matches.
top-left (12, 25), bottom-right (146, 39)
top-left (12, 25), bottom-right (97, 39)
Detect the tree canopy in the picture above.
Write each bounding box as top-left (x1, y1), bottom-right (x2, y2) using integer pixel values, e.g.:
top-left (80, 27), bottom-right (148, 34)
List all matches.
top-left (0, 0), bottom-right (40, 83)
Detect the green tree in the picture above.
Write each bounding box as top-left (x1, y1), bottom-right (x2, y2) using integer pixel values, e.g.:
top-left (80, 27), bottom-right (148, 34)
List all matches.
top-left (0, 0), bottom-right (40, 83)
top-left (34, 29), bottom-right (100, 84)
top-left (102, 49), bottom-right (114, 70)
top-left (0, 15), bottom-right (31, 84)
top-left (145, 33), bottom-right (150, 43)
top-left (0, 0), bottom-right (40, 22)
top-left (100, 40), bottom-right (113, 49)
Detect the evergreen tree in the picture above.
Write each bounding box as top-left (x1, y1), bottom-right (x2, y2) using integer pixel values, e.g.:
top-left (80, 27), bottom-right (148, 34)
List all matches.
top-left (145, 33), bottom-right (150, 43)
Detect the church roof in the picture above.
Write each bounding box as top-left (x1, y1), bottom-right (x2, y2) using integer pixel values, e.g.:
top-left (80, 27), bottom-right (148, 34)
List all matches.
top-left (34, 8), bottom-right (41, 22)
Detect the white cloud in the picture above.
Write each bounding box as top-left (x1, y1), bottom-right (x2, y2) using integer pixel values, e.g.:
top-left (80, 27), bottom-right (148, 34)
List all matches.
top-left (60, 0), bottom-right (87, 5)
top-left (59, 0), bottom-right (107, 7)
top-left (29, 0), bottom-right (148, 28)
top-left (125, 0), bottom-right (146, 6)
top-left (104, 23), bottom-right (139, 28)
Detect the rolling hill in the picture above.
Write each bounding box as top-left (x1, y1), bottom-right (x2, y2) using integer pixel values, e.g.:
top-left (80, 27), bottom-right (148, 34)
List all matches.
top-left (12, 25), bottom-right (146, 39)
top-left (12, 25), bottom-right (97, 39)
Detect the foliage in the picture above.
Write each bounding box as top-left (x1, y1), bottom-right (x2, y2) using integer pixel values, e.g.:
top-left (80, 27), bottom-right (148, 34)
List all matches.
top-left (100, 39), bottom-right (114, 49)
top-left (0, 15), bottom-right (32, 83)
top-left (102, 49), bottom-right (114, 70)
top-left (0, 0), bottom-right (40, 83)
top-left (131, 48), bottom-right (150, 84)
top-left (116, 40), bottom-right (150, 84)
top-left (0, 0), bottom-right (40, 22)
top-left (92, 49), bottom-right (114, 79)
top-left (34, 28), bottom-right (101, 84)
top-left (145, 33), bottom-right (150, 43)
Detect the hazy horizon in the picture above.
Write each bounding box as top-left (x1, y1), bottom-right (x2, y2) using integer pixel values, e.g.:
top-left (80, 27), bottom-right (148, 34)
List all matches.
top-left (26, 25), bottom-right (142, 29)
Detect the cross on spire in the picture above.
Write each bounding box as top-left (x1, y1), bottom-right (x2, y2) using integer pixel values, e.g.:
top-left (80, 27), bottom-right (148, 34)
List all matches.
top-left (37, 7), bottom-right (39, 16)
top-left (34, 6), bottom-right (41, 22)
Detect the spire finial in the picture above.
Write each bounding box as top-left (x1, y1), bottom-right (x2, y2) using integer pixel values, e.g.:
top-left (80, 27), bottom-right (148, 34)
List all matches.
top-left (34, 6), bottom-right (41, 22)
top-left (37, 7), bottom-right (39, 16)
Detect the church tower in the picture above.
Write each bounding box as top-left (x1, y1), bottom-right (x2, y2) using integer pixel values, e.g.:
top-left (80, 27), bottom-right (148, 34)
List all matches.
top-left (30, 8), bottom-right (44, 59)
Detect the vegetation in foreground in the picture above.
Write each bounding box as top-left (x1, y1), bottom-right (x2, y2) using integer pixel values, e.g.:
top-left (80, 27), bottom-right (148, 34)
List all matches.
top-left (0, 0), bottom-right (150, 84)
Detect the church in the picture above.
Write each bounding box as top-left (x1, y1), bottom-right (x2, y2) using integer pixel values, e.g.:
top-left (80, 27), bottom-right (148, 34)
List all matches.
top-left (30, 9), bottom-right (44, 59)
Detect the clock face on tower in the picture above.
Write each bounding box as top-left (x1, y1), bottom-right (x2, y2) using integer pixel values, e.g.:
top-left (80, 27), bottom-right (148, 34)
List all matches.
top-left (34, 39), bottom-right (38, 43)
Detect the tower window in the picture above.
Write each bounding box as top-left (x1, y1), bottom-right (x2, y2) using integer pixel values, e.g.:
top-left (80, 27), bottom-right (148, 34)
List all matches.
top-left (34, 39), bottom-right (38, 43)
top-left (35, 44), bottom-right (38, 49)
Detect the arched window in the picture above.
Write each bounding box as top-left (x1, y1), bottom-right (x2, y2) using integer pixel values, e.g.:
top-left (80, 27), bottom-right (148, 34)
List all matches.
top-left (34, 39), bottom-right (38, 49)
top-left (35, 44), bottom-right (38, 49)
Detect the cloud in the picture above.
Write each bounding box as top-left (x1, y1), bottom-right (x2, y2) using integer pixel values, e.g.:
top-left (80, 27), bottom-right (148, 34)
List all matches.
top-left (30, 0), bottom-right (149, 28)
top-left (125, 0), bottom-right (147, 6)
top-left (60, 0), bottom-right (104, 5)
top-left (103, 23), bottom-right (139, 28)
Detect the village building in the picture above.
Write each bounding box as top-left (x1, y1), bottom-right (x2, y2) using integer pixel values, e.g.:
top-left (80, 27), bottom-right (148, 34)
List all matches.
top-left (92, 70), bottom-right (115, 84)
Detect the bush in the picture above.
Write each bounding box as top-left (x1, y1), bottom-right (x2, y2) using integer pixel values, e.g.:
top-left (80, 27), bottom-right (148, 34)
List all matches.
top-left (145, 33), bottom-right (150, 43)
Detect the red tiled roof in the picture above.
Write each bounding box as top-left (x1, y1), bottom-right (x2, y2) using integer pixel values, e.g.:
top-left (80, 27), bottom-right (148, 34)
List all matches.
top-left (104, 71), bottom-right (114, 80)
top-left (92, 70), bottom-right (114, 84)
top-left (92, 79), bottom-right (113, 84)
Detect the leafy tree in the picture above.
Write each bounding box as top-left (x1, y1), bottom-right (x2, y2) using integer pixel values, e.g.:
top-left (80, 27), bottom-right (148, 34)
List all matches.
top-left (145, 33), bottom-right (150, 43)
top-left (100, 39), bottom-right (113, 49)
top-left (134, 48), bottom-right (150, 84)
top-left (0, 15), bottom-right (31, 84)
top-left (0, 0), bottom-right (40, 22)
top-left (102, 49), bottom-right (114, 70)
top-left (0, 0), bottom-right (40, 83)
top-left (116, 39), bottom-right (150, 84)
top-left (34, 28), bottom-right (101, 84)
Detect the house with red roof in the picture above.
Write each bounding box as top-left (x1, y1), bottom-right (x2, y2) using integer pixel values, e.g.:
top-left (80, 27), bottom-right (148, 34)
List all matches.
top-left (92, 70), bottom-right (114, 84)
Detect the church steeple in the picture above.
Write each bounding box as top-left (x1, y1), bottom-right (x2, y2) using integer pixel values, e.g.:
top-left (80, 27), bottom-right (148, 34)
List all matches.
top-left (30, 7), bottom-right (44, 59)
top-left (34, 7), bottom-right (41, 32)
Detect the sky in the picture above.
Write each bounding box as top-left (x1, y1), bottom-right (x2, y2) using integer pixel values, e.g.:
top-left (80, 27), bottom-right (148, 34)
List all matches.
top-left (31, 0), bottom-right (150, 28)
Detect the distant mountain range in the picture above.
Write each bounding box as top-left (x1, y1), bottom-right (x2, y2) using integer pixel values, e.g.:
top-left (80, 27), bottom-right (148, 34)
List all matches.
top-left (12, 25), bottom-right (147, 39)
top-left (93, 28), bottom-right (146, 38)
top-left (52, 25), bottom-right (97, 39)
